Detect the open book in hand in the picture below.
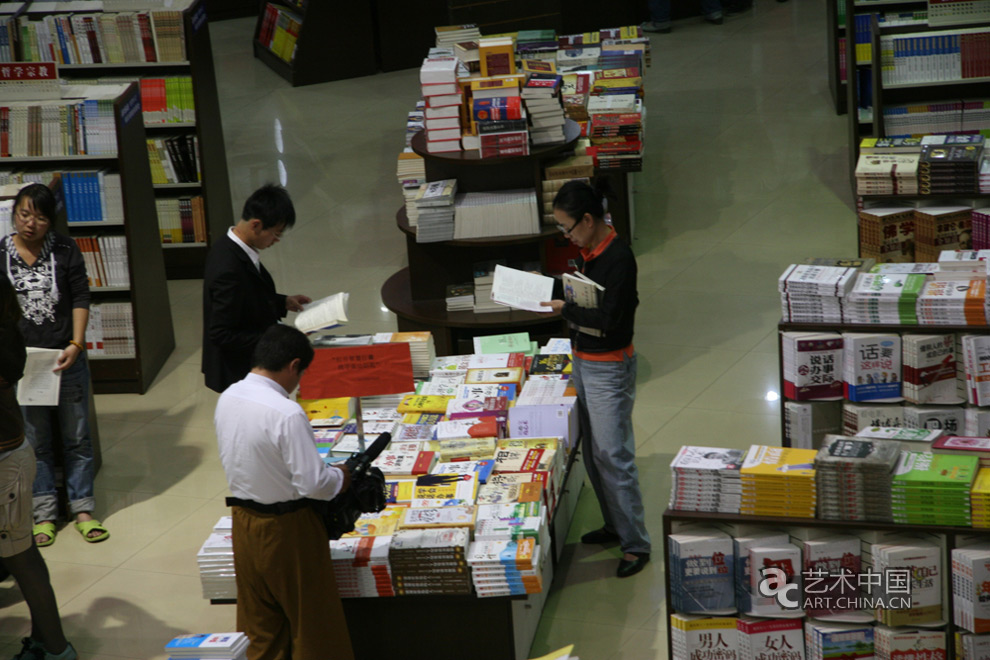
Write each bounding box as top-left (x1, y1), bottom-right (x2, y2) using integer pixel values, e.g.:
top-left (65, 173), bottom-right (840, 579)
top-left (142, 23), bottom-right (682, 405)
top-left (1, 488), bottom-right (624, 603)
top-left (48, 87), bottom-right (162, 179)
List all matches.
top-left (490, 265), bottom-right (554, 313)
top-left (562, 271), bottom-right (604, 337)
top-left (294, 292), bottom-right (349, 334)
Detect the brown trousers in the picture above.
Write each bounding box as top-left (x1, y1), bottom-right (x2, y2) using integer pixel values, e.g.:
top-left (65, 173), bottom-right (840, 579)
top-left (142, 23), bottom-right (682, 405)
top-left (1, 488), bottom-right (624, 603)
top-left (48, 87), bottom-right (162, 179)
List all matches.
top-left (232, 506), bottom-right (355, 660)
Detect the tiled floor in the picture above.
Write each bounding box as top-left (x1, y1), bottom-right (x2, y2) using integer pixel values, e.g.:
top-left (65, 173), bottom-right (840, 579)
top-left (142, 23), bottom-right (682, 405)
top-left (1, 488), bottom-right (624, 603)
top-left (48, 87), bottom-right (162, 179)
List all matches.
top-left (0, 2), bottom-right (856, 658)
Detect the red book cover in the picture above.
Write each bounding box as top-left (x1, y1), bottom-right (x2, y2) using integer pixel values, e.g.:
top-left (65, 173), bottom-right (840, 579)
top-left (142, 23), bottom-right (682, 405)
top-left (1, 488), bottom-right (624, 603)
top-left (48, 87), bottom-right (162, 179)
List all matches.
top-left (84, 17), bottom-right (103, 63)
top-left (411, 451), bottom-right (436, 475)
top-left (0, 107), bottom-right (8, 158)
top-left (137, 13), bottom-right (158, 62)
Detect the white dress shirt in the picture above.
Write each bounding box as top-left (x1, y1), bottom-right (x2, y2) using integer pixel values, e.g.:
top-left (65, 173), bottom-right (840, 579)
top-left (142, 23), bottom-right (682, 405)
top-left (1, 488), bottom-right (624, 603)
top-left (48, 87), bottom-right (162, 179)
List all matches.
top-left (215, 372), bottom-right (344, 504)
top-left (227, 227), bottom-right (261, 272)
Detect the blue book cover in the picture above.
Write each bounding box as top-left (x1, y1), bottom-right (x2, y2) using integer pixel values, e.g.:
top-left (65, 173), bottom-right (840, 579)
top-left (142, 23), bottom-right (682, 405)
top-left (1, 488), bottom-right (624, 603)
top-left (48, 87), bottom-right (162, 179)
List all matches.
top-left (669, 532), bottom-right (735, 613)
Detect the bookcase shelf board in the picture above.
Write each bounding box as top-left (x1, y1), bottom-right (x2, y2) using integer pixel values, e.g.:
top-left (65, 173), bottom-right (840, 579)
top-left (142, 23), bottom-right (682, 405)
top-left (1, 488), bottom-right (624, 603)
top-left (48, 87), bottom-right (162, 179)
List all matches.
top-left (661, 508), bottom-right (990, 660)
top-left (58, 62), bottom-right (191, 69)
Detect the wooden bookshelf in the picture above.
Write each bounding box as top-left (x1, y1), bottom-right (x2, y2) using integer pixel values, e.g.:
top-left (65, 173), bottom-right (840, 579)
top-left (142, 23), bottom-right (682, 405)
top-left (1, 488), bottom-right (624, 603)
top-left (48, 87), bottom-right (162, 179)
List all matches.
top-left (252, 0), bottom-right (377, 86)
top-left (662, 508), bottom-right (989, 660)
top-left (2, 83), bottom-right (176, 394)
top-left (19, 0), bottom-right (234, 279)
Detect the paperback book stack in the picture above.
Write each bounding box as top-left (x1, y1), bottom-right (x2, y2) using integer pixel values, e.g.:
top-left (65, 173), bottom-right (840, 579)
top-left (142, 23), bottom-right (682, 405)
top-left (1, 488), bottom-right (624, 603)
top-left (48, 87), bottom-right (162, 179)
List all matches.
top-left (914, 206), bottom-right (974, 261)
top-left (973, 468), bottom-right (990, 528)
top-left (854, 153), bottom-right (920, 195)
top-left (891, 450), bottom-right (978, 525)
top-left (813, 435), bottom-right (899, 521)
top-left (866, 536), bottom-right (943, 626)
top-left (670, 615), bottom-right (738, 660)
top-left (874, 626), bottom-right (945, 660)
top-left (952, 545), bottom-right (990, 633)
top-left (557, 32), bottom-right (601, 68)
top-left (412, 179), bottom-right (457, 243)
top-left (521, 67), bottom-right (567, 145)
top-left (389, 527), bottom-right (472, 596)
top-left (467, 537), bottom-right (544, 597)
top-left (396, 149), bottom-right (426, 220)
top-left (783, 400), bottom-right (843, 449)
top-left (935, 249), bottom-right (989, 279)
top-left (933, 436), bottom-right (990, 468)
top-left (516, 29), bottom-right (559, 60)
top-left (796, 534), bottom-right (862, 618)
top-left (781, 332), bottom-right (843, 401)
top-left (918, 143), bottom-right (983, 195)
top-left (974, 207), bottom-right (990, 249)
top-left (434, 24), bottom-right (481, 49)
top-left (473, 95), bottom-right (529, 159)
top-left (165, 633), bottom-right (247, 660)
top-left (959, 632), bottom-right (990, 659)
top-left (858, 207), bottom-right (917, 262)
top-left (736, 618), bottom-right (804, 660)
top-left (733, 530), bottom-right (789, 615)
top-left (843, 402), bottom-right (904, 434)
top-left (805, 621), bottom-right (874, 660)
top-left (453, 189), bottom-right (539, 239)
top-left (842, 333), bottom-right (902, 402)
top-left (379, 331), bottom-right (436, 380)
top-left (328, 535), bottom-right (395, 598)
top-left (741, 543), bottom-right (803, 617)
top-left (962, 334), bottom-right (990, 406)
top-left (473, 260), bottom-right (504, 314)
top-left (844, 273), bottom-right (925, 324)
top-left (445, 283), bottom-right (474, 311)
top-left (196, 518), bottom-right (235, 600)
top-left (739, 445), bottom-right (818, 518)
top-left (778, 264), bottom-right (857, 323)
top-left (902, 334), bottom-right (961, 404)
top-left (982, 158), bottom-right (990, 194)
top-left (585, 93), bottom-right (642, 171)
top-left (668, 528), bottom-right (736, 613)
top-left (916, 279), bottom-right (986, 325)
top-left (668, 445), bottom-right (743, 513)
top-left (420, 56), bottom-right (463, 154)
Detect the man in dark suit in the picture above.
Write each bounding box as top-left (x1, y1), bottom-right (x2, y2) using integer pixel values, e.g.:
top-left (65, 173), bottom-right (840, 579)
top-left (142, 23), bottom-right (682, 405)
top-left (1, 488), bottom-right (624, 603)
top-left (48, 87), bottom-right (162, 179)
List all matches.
top-left (202, 184), bottom-right (311, 393)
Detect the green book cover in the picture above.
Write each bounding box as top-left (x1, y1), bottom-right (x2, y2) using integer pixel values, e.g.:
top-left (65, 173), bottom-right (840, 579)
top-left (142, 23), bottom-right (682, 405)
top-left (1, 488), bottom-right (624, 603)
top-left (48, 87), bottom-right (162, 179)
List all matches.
top-left (892, 451), bottom-right (979, 489)
top-left (476, 332), bottom-right (531, 355)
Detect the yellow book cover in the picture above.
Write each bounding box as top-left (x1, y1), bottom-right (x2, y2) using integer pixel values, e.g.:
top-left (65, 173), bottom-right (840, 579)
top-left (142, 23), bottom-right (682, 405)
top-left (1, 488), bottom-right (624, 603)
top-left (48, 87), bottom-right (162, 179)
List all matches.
top-left (297, 397), bottom-right (353, 426)
top-left (972, 467), bottom-right (990, 495)
top-left (342, 506), bottom-right (405, 537)
top-left (385, 478), bottom-right (416, 504)
top-left (465, 367), bottom-right (525, 387)
top-left (470, 78), bottom-right (519, 95)
top-left (479, 37), bottom-right (517, 77)
top-left (401, 412), bottom-right (445, 425)
top-left (397, 394), bottom-right (451, 414)
top-left (400, 505), bottom-right (477, 529)
top-left (429, 436), bottom-right (498, 461)
top-left (670, 614), bottom-right (738, 631)
top-left (521, 59), bottom-right (557, 75)
top-left (740, 445), bottom-right (817, 479)
top-left (390, 331), bottom-right (433, 343)
top-left (413, 473), bottom-right (479, 501)
top-left (497, 437), bottom-right (561, 451)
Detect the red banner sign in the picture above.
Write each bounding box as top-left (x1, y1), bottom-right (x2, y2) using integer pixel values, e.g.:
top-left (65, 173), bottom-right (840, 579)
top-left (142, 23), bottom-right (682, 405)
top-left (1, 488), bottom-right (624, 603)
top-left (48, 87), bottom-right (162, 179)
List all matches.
top-left (0, 63), bottom-right (58, 81)
top-left (299, 343), bottom-right (415, 399)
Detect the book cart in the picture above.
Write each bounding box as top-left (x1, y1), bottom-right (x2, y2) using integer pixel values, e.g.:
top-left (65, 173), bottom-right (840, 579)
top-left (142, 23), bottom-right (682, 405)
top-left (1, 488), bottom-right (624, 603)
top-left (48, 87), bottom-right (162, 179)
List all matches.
top-left (251, 0), bottom-right (377, 87)
top-left (843, 0), bottom-right (990, 185)
top-left (661, 507), bottom-right (990, 660)
top-left (13, 0), bottom-right (235, 279)
top-left (210, 447), bottom-right (585, 660)
top-left (1, 82), bottom-right (175, 393)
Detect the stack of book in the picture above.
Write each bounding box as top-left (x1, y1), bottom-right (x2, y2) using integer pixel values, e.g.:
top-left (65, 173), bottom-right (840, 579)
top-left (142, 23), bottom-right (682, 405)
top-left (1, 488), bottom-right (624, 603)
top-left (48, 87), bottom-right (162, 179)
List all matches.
top-left (164, 633), bottom-right (247, 660)
top-left (420, 56), bottom-right (464, 154)
top-left (560, 71), bottom-right (592, 131)
top-left (446, 283), bottom-right (475, 311)
top-left (958, 632), bottom-right (990, 659)
top-left (557, 33), bottom-right (601, 70)
top-left (778, 264), bottom-right (857, 323)
top-left (916, 279), bottom-right (986, 324)
top-left (258, 3), bottom-right (301, 62)
top-left (520, 62), bottom-right (566, 145)
top-left (903, 334), bottom-right (961, 404)
top-left (668, 446), bottom-right (743, 514)
top-left (845, 272), bottom-right (925, 324)
top-left (813, 435), bottom-right (899, 521)
top-left (858, 207), bottom-right (917, 262)
top-left (434, 24), bottom-right (481, 49)
top-left (855, 153), bottom-right (920, 195)
top-left (55, 170), bottom-right (124, 224)
top-left (467, 537), bottom-right (543, 597)
top-left (736, 618), bottom-right (804, 660)
top-left (842, 333), bottom-right (902, 402)
top-left (982, 157), bottom-right (990, 193)
top-left (891, 450), bottom-right (978, 525)
top-left (472, 260), bottom-right (504, 314)
top-left (952, 545), bottom-right (990, 633)
top-left (961, 335), bottom-right (990, 405)
top-left (147, 136), bottom-right (201, 184)
top-left (412, 179), bottom-right (457, 243)
top-left (2, 97), bottom-right (118, 158)
top-left (473, 95), bottom-right (529, 159)
top-left (390, 527), bottom-right (472, 596)
top-left (918, 142), bottom-right (984, 195)
top-left (453, 189), bottom-right (539, 239)
top-left (378, 331), bottom-right (436, 381)
top-left (515, 29), bottom-right (558, 60)
top-left (86, 302), bottom-right (135, 357)
top-left (668, 528), bottom-right (735, 613)
top-left (329, 535), bottom-right (395, 598)
top-left (874, 626), bottom-right (945, 660)
top-left (935, 249), bottom-right (989, 279)
top-left (781, 332), bottom-right (844, 401)
top-left (796, 534), bottom-right (863, 618)
top-left (805, 621), bottom-right (874, 660)
top-left (739, 445), bottom-right (818, 518)
top-left (586, 94), bottom-right (642, 171)
top-left (866, 536), bottom-right (943, 626)
top-left (453, 40), bottom-right (481, 72)
top-left (670, 615), bottom-right (737, 660)
top-left (196, 518), bottom-right (235, 600)
top-left (155, 196), bottom-right (206, 245)
top-left (973, 207), bottom-right (990, 249)
top-left (973, 468), bottom-right (990, 528)
top-left (74, 236), bottom-right (130, 288)
top-left (914, 206), bottom-right (974, 261)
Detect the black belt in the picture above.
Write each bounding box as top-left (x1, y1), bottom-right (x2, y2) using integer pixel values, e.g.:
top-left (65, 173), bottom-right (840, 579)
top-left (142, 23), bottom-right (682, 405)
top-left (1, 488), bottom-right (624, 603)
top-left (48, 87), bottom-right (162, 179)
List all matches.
top-left (226, 497), bottom-right (315, 515)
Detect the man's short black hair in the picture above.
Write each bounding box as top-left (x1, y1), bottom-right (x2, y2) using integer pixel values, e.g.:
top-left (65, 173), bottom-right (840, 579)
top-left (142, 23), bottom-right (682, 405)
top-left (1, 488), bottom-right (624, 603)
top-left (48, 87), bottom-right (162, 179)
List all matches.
top-left (241, 184), bottom-right (295, 230)
top-left (251, 324), bottom-right (314, 372)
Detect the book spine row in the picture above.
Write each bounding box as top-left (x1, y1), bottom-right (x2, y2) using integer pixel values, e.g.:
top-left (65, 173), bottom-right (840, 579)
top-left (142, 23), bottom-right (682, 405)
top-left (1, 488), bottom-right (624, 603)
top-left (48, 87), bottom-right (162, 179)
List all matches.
top-left (882, 98), bottom-right (990, 137)
top-left (85, 301), bottom-right (135, 357)
top-left (56, 170), bottom-right (124, 224)
top-left (74, 235), bottom-right (129, 289)
top-left (155, 196), bottom-right (206, 244)
top-left (881, 29), bottom-right (990, 85)
top-left (146, 136), bottom-right (200, 184)
top-left (0, 100), bottom-right (116, 158)
top-left (257, 2), bottom-right (302, 64)
top-left (138, 77), bottom-right (195, 125)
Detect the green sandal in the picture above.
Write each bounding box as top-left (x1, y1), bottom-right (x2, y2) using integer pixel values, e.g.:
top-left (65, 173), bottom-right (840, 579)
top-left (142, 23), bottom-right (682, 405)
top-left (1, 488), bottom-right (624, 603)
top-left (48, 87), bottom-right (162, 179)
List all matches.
top-left (75, 519), bottom-right (110, 543)
top-left (33, 522), bottom-right (56, 547)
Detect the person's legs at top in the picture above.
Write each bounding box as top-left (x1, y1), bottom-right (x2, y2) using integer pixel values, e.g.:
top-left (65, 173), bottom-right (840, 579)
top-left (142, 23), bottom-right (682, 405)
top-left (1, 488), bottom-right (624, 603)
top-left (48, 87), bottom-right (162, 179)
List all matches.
top-left (643, 0), bottom-right (672, 32)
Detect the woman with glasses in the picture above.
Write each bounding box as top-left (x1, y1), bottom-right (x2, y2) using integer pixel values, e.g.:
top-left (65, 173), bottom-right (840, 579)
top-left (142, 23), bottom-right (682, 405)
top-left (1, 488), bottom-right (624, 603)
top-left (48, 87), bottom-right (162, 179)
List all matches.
top-left (541, 180), bottom-right (651, 578)
top-left (1, 183), bottom-right (107, 548)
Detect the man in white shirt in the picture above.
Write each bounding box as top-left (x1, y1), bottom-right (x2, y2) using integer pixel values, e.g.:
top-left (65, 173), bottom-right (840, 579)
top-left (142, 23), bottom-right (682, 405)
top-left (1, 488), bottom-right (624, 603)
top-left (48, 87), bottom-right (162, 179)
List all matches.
top-left (215, 323), bottom-right (353, 660)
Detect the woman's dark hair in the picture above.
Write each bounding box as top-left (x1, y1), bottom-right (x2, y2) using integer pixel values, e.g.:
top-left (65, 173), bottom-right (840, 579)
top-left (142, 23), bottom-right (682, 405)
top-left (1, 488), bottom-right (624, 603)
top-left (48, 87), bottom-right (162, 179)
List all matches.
top-left (12, 183), bottom-right (57, 225)
top-left (551, 179), bottom-right (613, 224)
top-left (0, 277), bottom-right (21, 324)
top-left (241, 183), bottom-right (296, 230)
top-left (251, 324), bottom-right (314, 372)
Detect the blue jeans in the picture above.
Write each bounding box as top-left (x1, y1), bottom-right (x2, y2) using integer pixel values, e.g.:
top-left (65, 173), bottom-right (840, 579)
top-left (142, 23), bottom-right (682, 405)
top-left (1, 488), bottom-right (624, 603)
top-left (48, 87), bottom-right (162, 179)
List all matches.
top-left (649, 0), bottom-right (723, 25)
top-left (571, 353), bottom-right (651, 555)
top-left (22, 354), bottom-right (95, 522)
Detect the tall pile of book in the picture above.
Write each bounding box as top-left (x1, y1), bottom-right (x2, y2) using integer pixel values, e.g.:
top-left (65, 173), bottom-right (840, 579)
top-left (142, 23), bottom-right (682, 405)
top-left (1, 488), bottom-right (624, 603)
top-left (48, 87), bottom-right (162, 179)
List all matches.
top-left (961, 334), bottom-right (990, 405)
top-left (865, 535), bottom-right (943, 626)
top-left (585, 93), bottom-right (642, 170)
top-left (668, 446), bottom-right (742, 513)
top-left (434, 24), bottom-right (481, 49)
top-left (453, 189), bottom-right (539, 239)
top-left (739, 445), bottom-right (818, 518)
top-left (329, 535), bottom-right (395, 597)
top-left (542, 156), bottom-right (594, 226)
top-left (918, 142), bottom-right (984, 195)
top-left (855, 153), bottom-right (919, 195)
top-left (916, 278), bottom-right (985, 325)
top-left (874, 626), bottom-right (945, 660)
top-left (778, 264), bottom-right (856, 323)
top-left (467, 536), bottom-right (543, 597)
top-left (420, 56), bottom-right (464, 154)
top-left (845, 273), bottom-right (923, 324)
top-left (472, 260), bottom-right (503, 314)
top-left (952, 545), bottom-right (990, 633)
top-left (473, 92), bottom-right (529, 159)
top-left (668, 528), bottom-right (735, 613)
top-left (813, 435), bottom-right (899, 521)
top-left (390, 526), bottom-right (473, 595)
top-left (914, 206), bottom-right (973, 261)
top-left (891, 450), bottom-right (978, 525)
top-left (781, 332), bottom-right (844, 401)
top-left (411, 179), bottom-right (456, 242)
top-left (196, 517), bottom-right (235, 600)
top-left (670, 615), bottom-right (737, 660)
top-left (165, 633), bottom-right (247, 660)
top-left (520, 61), bottom-right (566, 145)
top-left (902, 334), bottom-right (960, 404)
top-left (973, 468), bottom-right (990, 529)
top-left (557, 32), bottom-right (601, 69)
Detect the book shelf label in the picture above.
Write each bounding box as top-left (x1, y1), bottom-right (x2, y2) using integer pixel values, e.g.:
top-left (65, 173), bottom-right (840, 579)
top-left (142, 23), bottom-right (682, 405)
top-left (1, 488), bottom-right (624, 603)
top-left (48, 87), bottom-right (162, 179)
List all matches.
top-left (121, 93), bottom-right (142, 127)
top-left (0, 63), bottom-right (59, 100)
top-left (192, 3), bottom-right (207, 33)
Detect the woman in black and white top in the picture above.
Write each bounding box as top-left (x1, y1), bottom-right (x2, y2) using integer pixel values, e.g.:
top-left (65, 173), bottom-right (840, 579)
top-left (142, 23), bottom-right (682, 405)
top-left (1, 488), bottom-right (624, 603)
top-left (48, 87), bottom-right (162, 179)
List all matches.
top-left (1, 183), bottom-right (108, 547)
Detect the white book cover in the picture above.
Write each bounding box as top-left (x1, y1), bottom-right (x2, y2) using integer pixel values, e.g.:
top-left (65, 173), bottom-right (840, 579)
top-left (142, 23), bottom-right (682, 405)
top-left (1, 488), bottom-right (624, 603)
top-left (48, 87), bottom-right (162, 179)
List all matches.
top-left (747, 544), bottom-right (803, 617)
top-left (843, 334), bottom-right (902, 402)
top-left (842, 403), bottom-right (904, 435)
top-left (902, 405), bottom-right (965, 436)
top-left (902, 334), bottom-right (962, 404)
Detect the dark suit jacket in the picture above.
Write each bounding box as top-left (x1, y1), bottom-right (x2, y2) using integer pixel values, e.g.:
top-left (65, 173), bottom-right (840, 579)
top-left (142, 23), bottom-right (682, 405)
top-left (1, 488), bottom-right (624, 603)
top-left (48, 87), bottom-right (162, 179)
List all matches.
top-left (202, 233), bottom-right (286, 393)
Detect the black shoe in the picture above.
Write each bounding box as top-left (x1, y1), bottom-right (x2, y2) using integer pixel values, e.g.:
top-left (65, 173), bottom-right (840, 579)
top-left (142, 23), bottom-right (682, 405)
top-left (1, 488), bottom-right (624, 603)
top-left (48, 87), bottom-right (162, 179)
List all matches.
top-left (705, 15), bottom-right (724, 24)
top-left (617, 553), bottom-right (650, 578)
top-left (581, 527), bottom-right (620, 544)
